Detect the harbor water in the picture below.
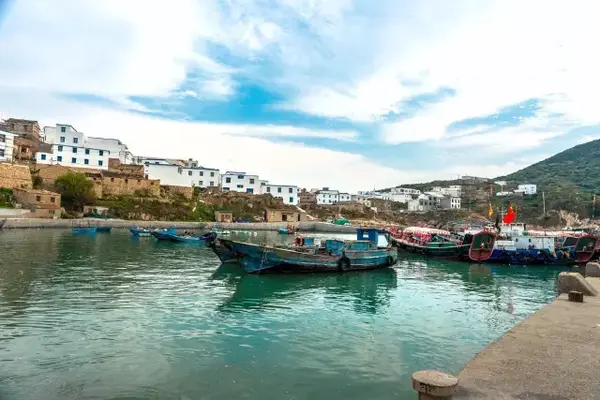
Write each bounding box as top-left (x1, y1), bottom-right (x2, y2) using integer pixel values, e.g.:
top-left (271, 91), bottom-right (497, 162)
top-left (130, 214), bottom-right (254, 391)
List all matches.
top-left (0, 229), bottom-right (563, 399)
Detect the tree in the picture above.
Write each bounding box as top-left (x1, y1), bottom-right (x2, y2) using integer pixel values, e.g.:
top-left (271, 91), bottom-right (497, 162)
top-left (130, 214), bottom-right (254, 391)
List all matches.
top-left (54, 172), bottom-right (95, 211)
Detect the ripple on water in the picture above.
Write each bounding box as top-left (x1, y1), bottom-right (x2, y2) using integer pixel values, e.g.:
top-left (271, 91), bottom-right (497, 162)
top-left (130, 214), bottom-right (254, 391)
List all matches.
top-left (0, 230), bottom-right (562, 400)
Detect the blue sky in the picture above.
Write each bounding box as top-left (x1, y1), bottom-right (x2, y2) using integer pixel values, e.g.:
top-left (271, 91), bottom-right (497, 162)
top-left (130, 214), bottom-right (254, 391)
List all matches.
top-left (0, 0), bottom-right (599, 191)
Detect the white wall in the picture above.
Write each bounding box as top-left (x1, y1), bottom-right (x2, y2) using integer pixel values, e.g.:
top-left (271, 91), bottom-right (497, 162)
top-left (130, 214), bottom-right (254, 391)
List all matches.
top-left (339, 193), bottom-right (351, 202)
top-left (518, 184), bottom-right (537, 195)
top-left (0, 131), bottom-right (15, 162)
top-left (221, 172), bottom-right (261, 193)
top-left (145, 163), bottom-right (220, 187)
top-left (36, 144), bottom-right (110, 170)
top-left (87, 137), bottom-right (132, 164)
top-left (263, 184), bottom-right (298, 205)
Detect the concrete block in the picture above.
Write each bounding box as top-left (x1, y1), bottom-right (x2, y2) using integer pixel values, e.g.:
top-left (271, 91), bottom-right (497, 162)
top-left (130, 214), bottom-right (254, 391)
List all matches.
top-left (412, 370), bottom-right (458, 399)
top-left (568, 291), bottom-right (584, 302)
top-left (558, 272), bottom-right (598, 296)
top-left (585, 262), bottom-right (600, 278)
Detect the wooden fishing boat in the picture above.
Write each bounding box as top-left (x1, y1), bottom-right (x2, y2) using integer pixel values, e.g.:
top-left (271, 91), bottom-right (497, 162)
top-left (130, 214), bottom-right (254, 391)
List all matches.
top-left (96, 226), bottom-right (112, 233)
top-left (390, 226), bottom-right (495, 262)
top-left (151, 227), bottom-right (178, 240)
top-left (212, 228), bottom-right (397, 274)
top-left (166, 231), bottom-right (218, 244)
top-left (72, 227), bottom-right (97, 234)
top-left (130, 227), bottom-right (152, 237)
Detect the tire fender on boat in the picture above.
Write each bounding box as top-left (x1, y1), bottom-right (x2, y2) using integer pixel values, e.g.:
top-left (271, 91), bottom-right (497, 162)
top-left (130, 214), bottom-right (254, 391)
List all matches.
top-left (386, 255), bottom-right (395, 266)
top-left (337, 256), bottom-right (351, 272)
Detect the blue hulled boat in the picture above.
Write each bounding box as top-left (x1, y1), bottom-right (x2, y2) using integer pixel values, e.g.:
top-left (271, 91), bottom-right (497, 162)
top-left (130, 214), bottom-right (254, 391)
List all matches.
top-left (151, 227), bottom-right (178, 240)
top-left (72, 227), bottom-right (97, 234)
top-left (166, 231), bottom-right (218, 244)
top-left (96, 226), bottom-right (112, 233)
top-left (209, 228), bottom-right (397, 273)
top-left (130, 227), bottom-right (153, 237)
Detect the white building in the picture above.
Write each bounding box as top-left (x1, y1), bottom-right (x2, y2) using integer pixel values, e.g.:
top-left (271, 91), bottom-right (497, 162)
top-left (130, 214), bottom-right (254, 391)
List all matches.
top-left (221, 171), bottom-right (262, 194)
top-left (35, 124), bottom-right (132, 170)
top-left (430, 185), bottom-right (462, 198)
top-left (144, 162), bottom-right (220, 188)
top-left (0, 130), bottom-right (16, 162)
top-left (339, 193), bottom-right (352, 202)
top-left (263, 183), bottom-right (298, 205)
top-left (316, 188), bottom-right (340, 205)
top-left (390, 193), bottom-right (414, 203)
top-left (517, 184), bottom-right (537, 195)
top-left (440, 196), bottom-right (461, 209)
top-left (408, 194), bottom-right (438, 212)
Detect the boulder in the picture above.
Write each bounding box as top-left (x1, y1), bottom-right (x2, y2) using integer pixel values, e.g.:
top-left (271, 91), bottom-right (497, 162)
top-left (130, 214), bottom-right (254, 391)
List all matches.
top-left (585, 262), bottom-right (600, 278)
top-left (558, 272), bottom-right (597, 296)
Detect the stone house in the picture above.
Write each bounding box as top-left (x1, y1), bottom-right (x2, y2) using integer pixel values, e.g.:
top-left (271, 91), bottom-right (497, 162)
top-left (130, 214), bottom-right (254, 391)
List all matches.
top-left (0, 163), bottom-right (33, 189)
top-left (265, 208), bottom-right (309, 223)
top-left (12, 188), bottom-right (62, 218)
top-left (299, 188), bottom-right (317, 207)
top-left (102, 171), bottom-right (160, 197)
top-left (215, 211), bottom-right (233, 223)
top-left (0, 118), bottom-right (50, 162)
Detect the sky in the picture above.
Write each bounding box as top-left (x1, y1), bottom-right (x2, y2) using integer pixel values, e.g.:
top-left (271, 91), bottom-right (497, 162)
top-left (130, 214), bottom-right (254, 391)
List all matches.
top-left (0, 0), bottom-right (599, 192)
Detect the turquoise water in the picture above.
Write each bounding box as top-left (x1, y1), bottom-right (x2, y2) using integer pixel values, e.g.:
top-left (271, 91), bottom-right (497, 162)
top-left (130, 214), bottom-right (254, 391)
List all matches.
top-left (0, 229), bottom-right (563, 400)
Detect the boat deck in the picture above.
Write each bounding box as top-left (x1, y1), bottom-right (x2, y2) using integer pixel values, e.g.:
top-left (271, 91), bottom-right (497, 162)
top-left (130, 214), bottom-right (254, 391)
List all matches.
top-left (455, 277), bottom-right (600, 400)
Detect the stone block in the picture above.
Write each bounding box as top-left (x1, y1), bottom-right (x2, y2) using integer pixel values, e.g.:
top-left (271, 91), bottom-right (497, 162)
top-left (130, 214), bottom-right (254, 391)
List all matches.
top-left (558, 272), bottom-right (597, 296)
top-left (585, 262), bottom-right (600, 278)
top-left (568, 291), bottom-right (584, 302)
top-left (412, 370), bottom-right (458, 399)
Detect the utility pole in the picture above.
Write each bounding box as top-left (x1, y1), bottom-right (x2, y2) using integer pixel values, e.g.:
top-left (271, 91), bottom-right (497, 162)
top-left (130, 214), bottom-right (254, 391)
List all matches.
top-left (542, 191), bottom-right (546, 217)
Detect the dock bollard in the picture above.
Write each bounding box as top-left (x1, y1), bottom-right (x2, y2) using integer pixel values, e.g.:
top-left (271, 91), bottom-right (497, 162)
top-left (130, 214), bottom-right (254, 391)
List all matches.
top-left (412, 370), bottom-right (458, 399)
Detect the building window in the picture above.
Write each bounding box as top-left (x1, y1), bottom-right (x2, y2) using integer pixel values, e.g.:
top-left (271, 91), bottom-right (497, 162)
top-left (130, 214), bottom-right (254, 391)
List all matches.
top-left (99, 150), bottom-right (104, 156)
top-left (249, 178), bottom-right (255, 184)
top-left (210, 181), bottom-right (214, 186)
top-left (57, 156), bottom-right (62, 162)
top-left (223, 187), bottom-right (230, 191)
top-left (199, 171), bottom-right (204, 176)
top-left (125, 179), bottom-right (128, 184)
top-left (73, 137), bottom-right (78, 144)
top-left (225, 177), bottom-right (231, 183)
top-left (237, 184), bottom-right (243, 188)
top-left (40, 154), bottom-right (46, 160)
top-left (137, 179), bottom-right (141, 184)
top-left (50, 197), bottom-right (55, 203)
top-left (57, 145), bottom-right (63, 151)
top-left (72, 147), bottom-right (77, 153)
top-left (85, 149), bottom-right (90, 155)
top-left (110, 178), bottom-right (114, 182)
top-left (267, 187), bottom-right (271, 193)
top-left (84, 159), bottom-right (89, 165)
top-left (199, 181), bottom-right (203, 186)
top-left (60, 136), bottom-right (65, 143)
top-left (60, 126), bottom-right (66, 133)
top-left (277, 187), bottom-right (282, 193)
top-left (289, 188), bottom-right (293, 193)
top-left (289, 197), bottom-right (294, 203)
top-left (36, 195), bottom-right (41, 202)
top-left (71, 158), bottom-right (77, 163)
top-left (246, 188), bottom-right (254, 194)
top-left (237, 175), bottom-right (244, 179)
top-left (98, 160), bottom-right (103, 166)
top-left (188, 171), bottom-right (192, 176)
top-left (210, 172), bottom-right (214, 177)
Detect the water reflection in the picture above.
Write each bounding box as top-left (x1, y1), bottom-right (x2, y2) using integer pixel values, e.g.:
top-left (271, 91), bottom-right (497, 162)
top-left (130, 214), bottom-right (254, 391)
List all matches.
top-left (214, 265), bottom-right (398, 315)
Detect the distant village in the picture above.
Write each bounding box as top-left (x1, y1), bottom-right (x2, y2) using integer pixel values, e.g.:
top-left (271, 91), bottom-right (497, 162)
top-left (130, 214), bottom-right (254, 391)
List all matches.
top-left (0, 117), bottom-right (537, 219)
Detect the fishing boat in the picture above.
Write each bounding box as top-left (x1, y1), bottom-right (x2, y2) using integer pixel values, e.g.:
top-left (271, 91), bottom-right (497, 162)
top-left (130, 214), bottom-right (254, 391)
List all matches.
top-left (0, 218), bottom-right (6, 230)
top-left (210, 228), bottom-right (397, 274)
top-left (130, 227), bottom-right (152, 237)
top-left (151, 227), bottom-right (178, 240)
top-left (166, 231), bottom-right (218, 244)
top-left (390, 226), bottom-right (496, 262)
top-left (72, 227), bottom-right (97, 234)
top-left (277, 225), bottom-right (298, 234)
top-left (96, 226), bottom-right (112, 233)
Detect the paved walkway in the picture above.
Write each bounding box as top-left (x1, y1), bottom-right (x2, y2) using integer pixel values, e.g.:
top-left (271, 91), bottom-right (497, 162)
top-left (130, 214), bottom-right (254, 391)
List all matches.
top-left (455, 278), bottom-right (600, 400)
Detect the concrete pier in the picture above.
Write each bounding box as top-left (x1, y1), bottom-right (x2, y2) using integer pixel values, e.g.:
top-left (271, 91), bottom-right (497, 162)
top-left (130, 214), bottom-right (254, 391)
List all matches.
top-left (0, 218), bottom-right (357, 234)
top-left (454, 277), bottom-right (600, 400)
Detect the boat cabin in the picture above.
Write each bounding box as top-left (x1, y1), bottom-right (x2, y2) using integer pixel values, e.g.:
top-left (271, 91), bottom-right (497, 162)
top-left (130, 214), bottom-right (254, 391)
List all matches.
top-left (356, 228), bottom-right (390, 248)
top-left (495, 235), bottom-right (556, 252)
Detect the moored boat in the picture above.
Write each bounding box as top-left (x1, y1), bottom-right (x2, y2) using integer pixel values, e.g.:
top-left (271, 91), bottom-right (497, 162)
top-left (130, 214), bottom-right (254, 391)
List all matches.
top-left (390, 226), bottom-right (496, 262)
top-left (96, 226), bottom-right (112, 233)
top-left (151, 227), bottom-right (178, 240)
top-left (212, 228), bottom-right (397, 274)
top-left (130, 227), bottom-right (152, 237)
top-left (166, 231), bottom-right (218, 244)
top-left (72, 227), bottom-right (97, 234)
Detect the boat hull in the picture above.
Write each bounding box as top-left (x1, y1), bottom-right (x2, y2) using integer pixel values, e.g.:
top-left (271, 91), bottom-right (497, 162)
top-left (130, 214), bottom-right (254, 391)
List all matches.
top-left (392, 237), bottom-right (469, 259)
top-left (96, 227), bottom-right (112, 233)
top-left (130, 227), bottom-right (152, 237)
top-left (208, 239), bottom-right (239, 263)
top-left (72, 227), bottom-right (97, 234)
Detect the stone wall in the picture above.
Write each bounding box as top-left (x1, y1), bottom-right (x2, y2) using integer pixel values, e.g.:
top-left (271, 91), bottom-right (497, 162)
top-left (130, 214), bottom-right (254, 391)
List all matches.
top-left (161, 185), bottom-right (193, 199)
top-left (0, 163), bottom-right (33, 189)
top-left (102, 173), bottom-right (160, 197)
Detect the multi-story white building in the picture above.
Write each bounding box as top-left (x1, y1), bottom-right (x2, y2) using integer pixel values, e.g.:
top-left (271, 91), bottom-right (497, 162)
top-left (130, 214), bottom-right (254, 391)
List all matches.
top-left (221, 171), bottom-right (262, 194)
top-left (316, 188), bottom-right (340, 205)
top-left (408, 194), bottom-right (439, 212)
top-left (144, 161), bottom-right (219, 188)
top-left (516, 184), bottom-right (537, 195)
top-left (0, 130), bottom-right (16, 162)
top-left (339, 193), bottom-right (351, 202)
top-left (391, 187), bottom-right (421, 195)
top-left (262, 183), bottom-right (298, 205)
top-left (35, 124), bottom-right (132, 170)
top-left (440, 196), bottom-right (461, 209)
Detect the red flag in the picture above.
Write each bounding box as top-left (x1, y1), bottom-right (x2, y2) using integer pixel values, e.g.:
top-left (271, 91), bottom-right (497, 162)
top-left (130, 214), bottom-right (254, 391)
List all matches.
top-left (503, 204), bottom-right (516, 224)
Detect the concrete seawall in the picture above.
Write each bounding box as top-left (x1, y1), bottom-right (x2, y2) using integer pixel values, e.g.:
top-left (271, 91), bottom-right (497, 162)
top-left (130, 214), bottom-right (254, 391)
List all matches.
top-left (1, 218), bottom-right (357, 234)
top-left (454, 276), bottom-right (600, 400)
